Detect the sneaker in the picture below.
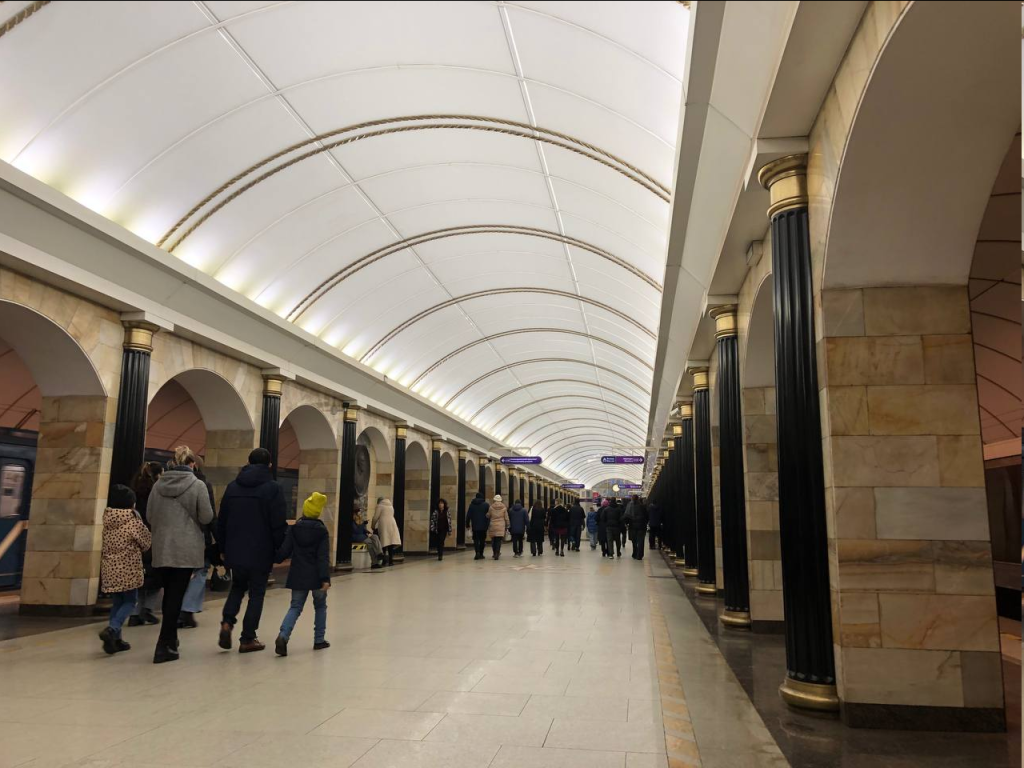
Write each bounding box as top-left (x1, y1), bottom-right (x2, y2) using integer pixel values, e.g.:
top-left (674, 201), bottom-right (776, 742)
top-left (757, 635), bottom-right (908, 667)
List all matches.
top-left (239, 638), bottom-right (266, 654)
top-left (313, 641), bottom-right (331, 651)
top-left (218, 621), bottom-right (233, 650)
top-left (177, 612), bottom-right (198, 629)
top-left (153, 645), bottom-right (179, 664)
top-left (98, 627), bottom-right (118, 655)
top-left (275, 634), bottom-right (288, 657)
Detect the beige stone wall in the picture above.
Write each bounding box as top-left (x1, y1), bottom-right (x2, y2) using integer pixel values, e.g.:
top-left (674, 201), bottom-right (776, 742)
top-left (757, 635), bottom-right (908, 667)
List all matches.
top-left (405, 468), bottom-right (430, 552)
top-left (819, 286), bottom-right (1002, 709)
top-left (741, 388), bottom-right (782, 623)
top-left (1, 268), bottom-right (123, 609)
top-left (297, 447), bottom-right (340, 564)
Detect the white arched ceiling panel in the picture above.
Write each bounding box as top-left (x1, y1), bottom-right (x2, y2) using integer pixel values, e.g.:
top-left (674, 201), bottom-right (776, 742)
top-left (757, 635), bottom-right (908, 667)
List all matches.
top-left (0, 0), bottom-right (689, 483)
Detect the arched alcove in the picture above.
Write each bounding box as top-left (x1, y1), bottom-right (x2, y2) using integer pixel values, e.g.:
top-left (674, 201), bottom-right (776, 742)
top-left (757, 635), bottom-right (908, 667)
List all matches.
top-left (403, 440), bottom-right (430, 552)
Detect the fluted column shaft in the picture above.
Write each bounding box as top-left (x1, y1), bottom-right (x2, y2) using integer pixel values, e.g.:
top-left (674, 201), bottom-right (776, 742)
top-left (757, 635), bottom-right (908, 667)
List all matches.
top-left (692, 370), bottom-right (716, 595)
top-left (109, 322), bottom-right (158, 489)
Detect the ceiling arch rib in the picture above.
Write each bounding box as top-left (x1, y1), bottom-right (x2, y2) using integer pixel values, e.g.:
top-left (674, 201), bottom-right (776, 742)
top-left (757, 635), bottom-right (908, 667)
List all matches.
top-left (510, 413), bottom-right (646, 448)
top-left (289, 224), bottom-right (662, 323)
top-left (494, 394), bottom-right (647, 435)
top-left (162, 114), bottom-right (671, 252)
top-left (0, 1), bottom-right (689, 485)
top-left (364, 291), bottom-right (656, 365)
top-left (531, 430), bottom-right (644, 464)
top-left (441, 357), bottom-right (651, 409)
top-left (409, 327), bottom-right (653, 389)
top-left (543, 443), bottom-right (635, 472)
top-left (469, 379), bottom-right (650, 423)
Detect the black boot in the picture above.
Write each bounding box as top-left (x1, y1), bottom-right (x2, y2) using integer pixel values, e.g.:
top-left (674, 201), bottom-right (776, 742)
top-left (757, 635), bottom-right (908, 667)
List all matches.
top-left (275, 634), bottom-right (288, 657)
top-left (98, 627), bottom-right (118, 655)
top-left (141, 609), bottom-right (160, 625)
top-left (153, 645), bottom-right (179, 664)
top-left (115, 639), bottom-right (131, 653)
top-left (177, 611), bottom-right (198, 629)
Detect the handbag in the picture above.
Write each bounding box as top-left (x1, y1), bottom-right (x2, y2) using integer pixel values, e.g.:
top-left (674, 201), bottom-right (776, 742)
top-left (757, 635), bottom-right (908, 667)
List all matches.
top-left (209, 565), bottom-right (232, 592)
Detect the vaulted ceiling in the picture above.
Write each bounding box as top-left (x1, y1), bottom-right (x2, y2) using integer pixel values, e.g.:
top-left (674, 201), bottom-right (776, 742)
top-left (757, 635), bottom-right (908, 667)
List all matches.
top-left (0, 0), bottom-right (689, 486)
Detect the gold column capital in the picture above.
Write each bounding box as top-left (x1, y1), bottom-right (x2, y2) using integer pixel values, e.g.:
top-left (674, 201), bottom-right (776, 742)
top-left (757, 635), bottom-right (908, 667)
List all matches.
top-left (688, 366), bottom-right (709, 392)
top-left (671, 422), bottom-right (683, 437)
top-left (710, 304), bottom-right (738, 339)
top-left (458, 449), bottom-right (469, 460)
top-left (262, 374), bottom-right (285, 397)
top-left (431, 438), bottom-right (444, 452)
top-left (395, 425), bottom-right (408, 440)
top-left (679, 401), bottom-right (693, 419)
top-left (758, 154), bottom-right (808, 218)
top-left (343, 406), bottom-right (360, 422)
top-left (122, 321), bottom-right (160, 353)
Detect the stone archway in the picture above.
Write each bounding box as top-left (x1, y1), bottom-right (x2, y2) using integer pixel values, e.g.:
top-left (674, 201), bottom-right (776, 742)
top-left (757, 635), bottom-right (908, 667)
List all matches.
top-left (356, 425), bottom-right (392, 516)
top-left (280, 404), bottom-right (339, 559)
top-left (404, 440), bottom-right (430, 552)
top-left (808, 1), bottom-right (1015, 725)
top-left (0, 301), bottom-right (111, 612)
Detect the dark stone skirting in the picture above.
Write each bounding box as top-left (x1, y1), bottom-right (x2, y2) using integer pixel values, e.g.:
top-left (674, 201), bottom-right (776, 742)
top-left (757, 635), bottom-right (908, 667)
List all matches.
top-left (842, 702), bottom-right (1006, 733)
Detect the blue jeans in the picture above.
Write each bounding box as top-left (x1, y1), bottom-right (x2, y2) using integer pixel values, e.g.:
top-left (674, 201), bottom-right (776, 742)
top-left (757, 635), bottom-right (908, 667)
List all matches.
top-left (279, 589), bottom-right (327, 644)
top-left (109, 589), bottom-right (138, 635)
top-left (182, 562), bottom-right (209, 613)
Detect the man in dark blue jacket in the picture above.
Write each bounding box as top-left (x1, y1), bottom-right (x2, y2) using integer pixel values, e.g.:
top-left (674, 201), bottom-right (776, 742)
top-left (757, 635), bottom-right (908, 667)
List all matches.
top-left (466, 492), bottom-right (490, 560)
top-left (216, 447), bottom-right (288, 653)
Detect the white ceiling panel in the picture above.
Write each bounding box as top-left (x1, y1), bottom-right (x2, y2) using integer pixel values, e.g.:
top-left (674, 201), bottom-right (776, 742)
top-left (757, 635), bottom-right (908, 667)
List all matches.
top-left (0, 0), bottom-right (689, 482)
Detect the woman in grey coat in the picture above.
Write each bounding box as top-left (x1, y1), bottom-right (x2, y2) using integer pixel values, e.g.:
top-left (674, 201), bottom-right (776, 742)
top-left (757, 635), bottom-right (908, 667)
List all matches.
top-left (146, 446), bottom-right (214, 663)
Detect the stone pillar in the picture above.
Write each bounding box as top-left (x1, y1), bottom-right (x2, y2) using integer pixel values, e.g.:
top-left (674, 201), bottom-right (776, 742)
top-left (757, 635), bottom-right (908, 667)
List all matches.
top-left (478, 457), bottom-right (487, 499)
top-left (457, 450), bottom-right (467, 548)
top-left (692, 367), bottom-right (717, 596)
top-left (430, 439), bottom-right (441, 551)
top-left (528, 477), bottom-right (534, 507)
top-left (335, 405), bottom-right (358, 571)
top-left (109, 321), bottom-right (158, 488)
top-left (712, 306), bottom-right (752, 629)
top-left (759, 155), bottom-right (837, 710)
top-left (259, 374), bottom-right (283, 478)
top-left (677, 403), bottom-right (698, 575)
top-left (668, 422), bottom-right (682, 556)
top-left (392, 426), bottom-right (406, 562)
top-left (520, 474), bottom-right (526, 506)
top-left (495, 465), bottom-right (503, 497)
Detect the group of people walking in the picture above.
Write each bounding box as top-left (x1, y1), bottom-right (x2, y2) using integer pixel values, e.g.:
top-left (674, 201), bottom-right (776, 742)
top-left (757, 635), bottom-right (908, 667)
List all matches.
top-left (440, 492), bottom-right (659, 561)
top-left (100, 445), bottom-right (334, 663)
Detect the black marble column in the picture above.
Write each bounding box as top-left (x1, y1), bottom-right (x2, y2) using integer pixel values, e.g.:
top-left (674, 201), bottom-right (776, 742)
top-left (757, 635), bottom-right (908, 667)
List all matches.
top-left (393, 426), bottom-right (407, 560)
top-left (528, 479), bottom-right (534, 507)
top-left (692, 369), bottom-right (716, 595)
top-left (495, 466), bottom-right (503, 497)
top-left (259, 375), bottom-right (284, 479)
top-left (759, 154), bottom-right (837, 711)
top-left (678, 406), bottom-right (698, 575)
top-left (479, 459), bottom-right (487, 500)
top-left (712, 307), bottom-right (752, 629)
top-left (457, 451), bottom-right (467, 548)
top-left (109, 322), bottom-right (158, 489)
top-left (430, 440), bottom-right (441, 551)
top-left (335, 406), bottom-right (358, 569)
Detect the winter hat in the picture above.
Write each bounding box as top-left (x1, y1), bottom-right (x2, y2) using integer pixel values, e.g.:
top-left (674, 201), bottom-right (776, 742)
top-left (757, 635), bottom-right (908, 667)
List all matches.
top-left (108, 484), bottom-right (136, 510)
top-left (494, 494), bottom-right (502, 503)
top-left (303, 492), bottom-right (328, 519)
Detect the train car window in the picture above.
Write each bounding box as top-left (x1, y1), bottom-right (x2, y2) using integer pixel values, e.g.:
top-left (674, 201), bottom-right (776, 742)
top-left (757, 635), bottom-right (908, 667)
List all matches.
top-left (0, 464), bottom-right (26, 518)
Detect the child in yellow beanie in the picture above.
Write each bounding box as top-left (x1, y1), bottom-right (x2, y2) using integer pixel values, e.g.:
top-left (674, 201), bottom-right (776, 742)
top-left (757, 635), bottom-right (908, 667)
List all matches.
top-left (273, 492), bottom-right (330, 655)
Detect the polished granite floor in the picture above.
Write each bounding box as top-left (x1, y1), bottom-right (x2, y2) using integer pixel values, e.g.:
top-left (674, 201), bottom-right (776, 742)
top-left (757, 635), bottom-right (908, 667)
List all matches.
top-left (0, 548), bottom-right (719, 768)
top-left (660, 555), bottom-right (1022, 768)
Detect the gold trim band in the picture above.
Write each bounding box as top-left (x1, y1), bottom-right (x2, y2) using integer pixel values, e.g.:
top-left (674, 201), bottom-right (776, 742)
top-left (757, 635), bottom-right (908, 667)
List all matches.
top-left (682, 568), bottom-right (699, 577)
top-left (695, 582), bottom-right (717, 595)
top-left (690, 368), bottom-right (709, 391)
top-left (758, 154), bottom-right (808, 218)
top-left (262, 376), bottom-right (284, 397)
top-left (779, 677), bottom-right (840, 712)
top-left (710, 305), bottom-right (738, 339)
top-left (122, 322), bottom-right (159, 353)
top-left (720, 609), bottom-right (752, 629)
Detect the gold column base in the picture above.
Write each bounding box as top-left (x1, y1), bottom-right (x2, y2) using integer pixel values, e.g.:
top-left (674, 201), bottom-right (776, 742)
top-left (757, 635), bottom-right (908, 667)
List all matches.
top-left (695, 582), bottom-right (717, 595)
top-left (673, 558), bottom-right (686, 567)
top-left (720, 609), bottom-right (752, 629)
top-left (682, 568), bottom-right (698, 577)
top-left (779, 677), bottom-right (840, 712)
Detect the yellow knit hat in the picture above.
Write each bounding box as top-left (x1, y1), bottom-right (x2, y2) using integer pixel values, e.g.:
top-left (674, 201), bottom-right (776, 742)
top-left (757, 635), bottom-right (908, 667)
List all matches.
top-left (303, 492), bottom-right (327, 519)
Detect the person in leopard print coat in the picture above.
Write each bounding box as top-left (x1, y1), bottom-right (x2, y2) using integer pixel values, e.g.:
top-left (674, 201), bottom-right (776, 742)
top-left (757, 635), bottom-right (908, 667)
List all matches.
top-left (98, 484), bottom-right (151, 655)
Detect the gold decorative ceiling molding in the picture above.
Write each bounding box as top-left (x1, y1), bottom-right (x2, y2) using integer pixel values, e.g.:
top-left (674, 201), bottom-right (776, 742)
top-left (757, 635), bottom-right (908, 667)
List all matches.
top-left (289, 224), bottom-right (662, 322)
top-left (0, 0), bottom-right (49, 41)
top-left (469, 378), bottom-right (649, 422)
top-left (362, 287), bottom-right (657, 363)
top-left (409, 326), bottom-right (654, 389)
top-left (160, 114), bottom-right (671, 252)
top-left (490, 393), bottom-right (646, 433)
top-left (441, 357), bottom-right (651, 409)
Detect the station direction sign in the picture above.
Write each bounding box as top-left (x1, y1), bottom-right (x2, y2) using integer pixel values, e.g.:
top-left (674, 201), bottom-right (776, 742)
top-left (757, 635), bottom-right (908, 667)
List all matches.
top-left (561, 483), bottom-right (585, 489)
top-left (601, 456), bottom-right (644, 465)
top-left (500, 456), bottom-right (542, 465)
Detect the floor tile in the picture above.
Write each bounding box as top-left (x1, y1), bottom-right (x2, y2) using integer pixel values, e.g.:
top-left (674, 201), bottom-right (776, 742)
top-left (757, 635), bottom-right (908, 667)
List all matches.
top-left (490, 744), bottom-right (627, 768)
top-left (311, 708), bottom-right (446, 740)
top-left (349, 739), bottom-right (499, 768)
top-left (418, 690), bottom-right (530, 716)
top-left (423, 712), bottom-right (553, 746)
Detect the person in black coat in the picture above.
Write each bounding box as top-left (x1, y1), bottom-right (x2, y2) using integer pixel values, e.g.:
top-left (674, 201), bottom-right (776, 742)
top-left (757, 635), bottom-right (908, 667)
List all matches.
top-left (648, 501), bottom-right (663, 552)
top-left (597, 501), bottom-right (609, 557)
top-left (273, 492), bottom-right (331, 655)
top-left (628, 496), bottom-right (649, 560)
top-left (604, 499), bottom-right (624, 558)
top-left (216, 448), bottom-right (288, 653)
top-left (551, 503), bottom-right (571, 556)
top-left (568, 501), bottom-right (585, 551)
top-left (466, 493), bottom-right (490, 560)
top-left (527, 501), bottom-right (547, 556)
